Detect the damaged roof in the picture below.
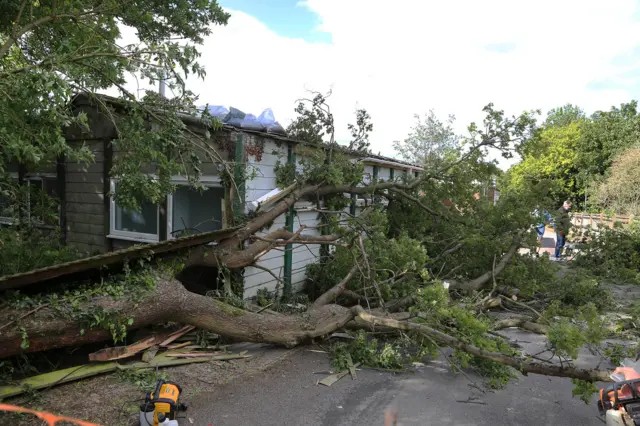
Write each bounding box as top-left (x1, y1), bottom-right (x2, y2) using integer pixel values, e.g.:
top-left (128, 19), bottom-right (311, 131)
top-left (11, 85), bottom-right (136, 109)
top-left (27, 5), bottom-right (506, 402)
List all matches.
top-left (71, 92), bottom-right (424, 171)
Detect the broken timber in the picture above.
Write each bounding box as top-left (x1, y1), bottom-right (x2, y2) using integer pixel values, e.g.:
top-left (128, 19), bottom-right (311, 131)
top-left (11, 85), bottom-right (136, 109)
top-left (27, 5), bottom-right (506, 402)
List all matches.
top-left (0, 226), bottom-right (242, 291)
top-left (0, 351), bottom-right (252, 399)
top-left (87, 325), bottom-right (194, 362)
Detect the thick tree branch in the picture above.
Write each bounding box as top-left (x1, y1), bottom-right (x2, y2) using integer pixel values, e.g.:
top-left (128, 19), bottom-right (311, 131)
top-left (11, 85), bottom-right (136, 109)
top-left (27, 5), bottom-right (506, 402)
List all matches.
top-left (353, 306), bottom-right (612, 382)
top-left (387, 188), bottom-right (443, 217)
top-left (311, 264), bottom-right (360, 308)
top-left (494, 319), bottom-right (549, 335)
top-left (449, 236), bottom-right (521, 291)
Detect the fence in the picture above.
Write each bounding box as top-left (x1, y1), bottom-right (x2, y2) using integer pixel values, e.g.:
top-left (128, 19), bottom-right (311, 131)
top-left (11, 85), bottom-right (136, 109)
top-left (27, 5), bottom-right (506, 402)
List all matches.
top-left (570, 212), bottom-right (636, 230)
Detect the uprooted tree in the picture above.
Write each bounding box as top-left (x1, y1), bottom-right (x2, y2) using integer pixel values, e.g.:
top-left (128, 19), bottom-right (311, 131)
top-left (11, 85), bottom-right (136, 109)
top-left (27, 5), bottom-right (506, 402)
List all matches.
top-left (3, 91), bottom-right (638, 404)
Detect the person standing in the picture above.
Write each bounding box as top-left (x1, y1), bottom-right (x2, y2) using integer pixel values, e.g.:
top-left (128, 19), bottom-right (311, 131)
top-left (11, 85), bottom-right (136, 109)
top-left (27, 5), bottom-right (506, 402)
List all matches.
top-left (553, 200), bottom-right (572, 260)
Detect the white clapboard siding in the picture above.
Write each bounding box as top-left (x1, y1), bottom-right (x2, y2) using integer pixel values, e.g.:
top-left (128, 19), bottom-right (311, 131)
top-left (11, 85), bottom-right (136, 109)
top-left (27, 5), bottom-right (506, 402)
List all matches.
top-left (243, 138), bottom-right (287, 291)
top-left (245, 140), bottom-right (287, 205)
top-left (243, 214), bottom-right (286, 299)
top-left (241, 141), bottom-right (396, 299)
top-left (290, 210), bottom-right (321, 291)
top-left (378, 166), bottom-right (391, 182)
top-left (362, 164), bottom-right (374, 184)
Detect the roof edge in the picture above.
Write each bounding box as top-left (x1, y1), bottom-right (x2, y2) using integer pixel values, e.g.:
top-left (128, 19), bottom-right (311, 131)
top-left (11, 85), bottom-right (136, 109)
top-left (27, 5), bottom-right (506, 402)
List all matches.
top-left (71, 92), bottom-right (423, 169)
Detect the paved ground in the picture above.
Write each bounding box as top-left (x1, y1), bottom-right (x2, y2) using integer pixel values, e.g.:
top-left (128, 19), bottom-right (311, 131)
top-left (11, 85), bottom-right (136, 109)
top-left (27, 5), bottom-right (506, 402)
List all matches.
top-left (186, 348), bottom-right (605, 426)
top-left (183, 229), bottom-right (617, 426)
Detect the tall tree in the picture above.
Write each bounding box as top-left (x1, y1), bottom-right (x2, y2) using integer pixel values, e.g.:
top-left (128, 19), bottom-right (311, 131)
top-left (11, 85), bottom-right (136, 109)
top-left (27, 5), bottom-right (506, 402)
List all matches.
top-left (577, 101), bottom-right (640, 178)
top-left (545, 104), bottom-right (586, 128)
top-left (392, 110), bottom-right (461, 168)
top-left (0, 0), bottom-right (230, 211)
top-left (596, 146), bottom-right (640, 215)
top-left (505, 121), bottom-right (583, 206)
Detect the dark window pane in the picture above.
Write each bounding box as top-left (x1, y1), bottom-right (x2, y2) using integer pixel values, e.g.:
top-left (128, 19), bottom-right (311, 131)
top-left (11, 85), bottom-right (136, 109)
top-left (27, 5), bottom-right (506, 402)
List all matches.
top-left (114, 184), bottom-right (158, 235)
top-left (172, 186), bottom-right (223, 235)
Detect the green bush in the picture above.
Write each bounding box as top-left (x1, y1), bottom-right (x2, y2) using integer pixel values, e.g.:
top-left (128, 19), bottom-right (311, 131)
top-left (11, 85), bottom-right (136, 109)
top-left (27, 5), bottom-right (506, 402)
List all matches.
top-left (0, 226), bottom-right (83, 276)
top-left (573, 224), bottom-right (640, 284)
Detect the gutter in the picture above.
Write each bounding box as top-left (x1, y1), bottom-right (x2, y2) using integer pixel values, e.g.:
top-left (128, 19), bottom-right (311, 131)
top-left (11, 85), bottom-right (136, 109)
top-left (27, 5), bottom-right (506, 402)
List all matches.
top-left (358, 157), bottom-right (424, 172)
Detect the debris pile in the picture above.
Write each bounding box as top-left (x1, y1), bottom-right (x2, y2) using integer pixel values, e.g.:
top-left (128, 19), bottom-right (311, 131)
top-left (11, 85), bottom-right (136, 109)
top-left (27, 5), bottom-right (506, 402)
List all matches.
top-left (0, 325), bottom-right (251, 399)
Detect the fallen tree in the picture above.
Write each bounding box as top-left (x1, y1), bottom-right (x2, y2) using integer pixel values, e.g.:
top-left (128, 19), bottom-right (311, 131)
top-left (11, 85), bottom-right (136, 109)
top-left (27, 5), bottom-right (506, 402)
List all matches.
top-left (0, 93), bottom-right (629, 404)
top-left (0, 275), bottom-right (613, 382)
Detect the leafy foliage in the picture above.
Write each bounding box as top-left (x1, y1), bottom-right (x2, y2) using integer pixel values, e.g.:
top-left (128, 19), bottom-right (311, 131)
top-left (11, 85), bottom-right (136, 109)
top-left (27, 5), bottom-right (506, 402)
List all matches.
top-left (286, 91), bottom-right (335, 145)
top-left (596, 147), bottom-right (640, 216)
top-left (577, 101), bottom-right (640, 178)
top-left (347, 109), bottom-right (373, 153)
top-left (573, 223), bottom-right (640, 284)
top-left (392, 110), bottom-right (461, 168)
top-left (0, 0), bottom-right (230, 212)
top-left (117, 368), bottom-right (168, 392)
top-left (330, 331), bottom-right (408, 371)
top-left (505, 101), bottom-right (640, 209)
top-left (504, 121), bottom-right (582, 205)
top-left (0, 227), bottom-right (82, 276)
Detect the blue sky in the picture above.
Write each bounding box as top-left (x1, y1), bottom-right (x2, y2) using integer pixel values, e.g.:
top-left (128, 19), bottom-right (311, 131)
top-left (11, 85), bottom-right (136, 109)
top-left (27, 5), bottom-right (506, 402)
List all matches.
top-left (219, 0), bottom-right (331, 43)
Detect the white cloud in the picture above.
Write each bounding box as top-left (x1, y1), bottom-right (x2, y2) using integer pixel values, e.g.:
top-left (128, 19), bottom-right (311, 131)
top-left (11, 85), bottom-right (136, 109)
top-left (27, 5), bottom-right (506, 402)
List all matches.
top-left (110, 1), bottom-right (640, 167)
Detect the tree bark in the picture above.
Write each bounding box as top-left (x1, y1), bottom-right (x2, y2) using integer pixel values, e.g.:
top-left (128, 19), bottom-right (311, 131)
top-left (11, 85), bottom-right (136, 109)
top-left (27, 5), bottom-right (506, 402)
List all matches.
top-left (0, 277), bottom-right (355, 359)
top-left (0, 278), bottom-right (615, 383)
top-left (449, 236), bottom-right (521, 291)
top-left (311, 264), bottom-right (359, 309)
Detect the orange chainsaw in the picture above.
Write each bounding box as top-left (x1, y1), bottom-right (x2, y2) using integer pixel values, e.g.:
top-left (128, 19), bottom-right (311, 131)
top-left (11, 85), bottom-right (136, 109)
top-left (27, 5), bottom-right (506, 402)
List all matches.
top-left (598, 359), bottom-right (640, 425)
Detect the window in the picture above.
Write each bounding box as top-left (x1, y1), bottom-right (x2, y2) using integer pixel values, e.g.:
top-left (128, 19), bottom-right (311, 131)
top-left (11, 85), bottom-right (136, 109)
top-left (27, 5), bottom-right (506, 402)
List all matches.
top-left (109, 177), bottom-right (225, 243)
top-left (169, 185), bottom-right (224, 238)
top-left (28, 176), bottom-right (59, 225)
top-left (110, 180), bottom-right (160, 243)
top-left (0, 174), bottom-right (58, 226)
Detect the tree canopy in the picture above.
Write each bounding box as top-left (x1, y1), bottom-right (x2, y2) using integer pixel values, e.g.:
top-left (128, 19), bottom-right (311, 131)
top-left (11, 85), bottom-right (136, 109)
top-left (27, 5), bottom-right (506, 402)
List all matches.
top-left (0, 0), bottom-right (230, 212)
top-left (503, 101), bottom-right (640, 210)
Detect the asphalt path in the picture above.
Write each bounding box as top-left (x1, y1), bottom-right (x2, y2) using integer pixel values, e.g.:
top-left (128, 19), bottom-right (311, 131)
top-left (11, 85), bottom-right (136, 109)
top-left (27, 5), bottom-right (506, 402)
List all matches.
top-left (187, 348), bottom-right (605, 426)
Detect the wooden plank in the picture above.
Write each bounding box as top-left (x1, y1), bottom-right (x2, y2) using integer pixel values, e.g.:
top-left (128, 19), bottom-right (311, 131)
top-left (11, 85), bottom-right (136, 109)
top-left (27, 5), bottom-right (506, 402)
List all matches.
top-left (0, 362), bottom-right (118, 399)
top-left (88, 336), bottom-right (156, 362)
top-left (0, 352), bottom-right (215, 399)
top-left (0, 226), bottom-right (242, 291)
top-left (159, 325), bottom-right (195, 347)
top-left (164, 353), bottom-right (251, 360)
top-left (166, 341), bottom-right (192, 350)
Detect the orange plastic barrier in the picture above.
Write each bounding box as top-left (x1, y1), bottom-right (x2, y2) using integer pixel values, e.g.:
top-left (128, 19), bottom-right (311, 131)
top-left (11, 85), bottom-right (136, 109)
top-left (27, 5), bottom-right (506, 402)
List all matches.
top-left (0, 403), bottom-right (101, 425)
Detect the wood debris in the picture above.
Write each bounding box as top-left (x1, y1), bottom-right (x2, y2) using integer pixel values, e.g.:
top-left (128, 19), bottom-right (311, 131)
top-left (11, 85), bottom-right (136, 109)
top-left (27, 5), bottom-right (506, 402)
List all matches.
top-left (165, 353), bottom-right (251, 361)
top-left (88, 326), bottom-right (195, 362)
top-left (347, 354), bottom-right (357, 380)
top-left (0, 350), bottom-right (250, 399)
top-left (88, 336), bottom-right (157, 362)
top-left (167, 341), bottom-right (192, 350)
top-left (142, 345), bottom-right (159, 363)
top-left (159, 325), bottom-right (195, 347)
top-left (165, 352), bottom-right (221, 358)
top-left (318, 363), bottom-right (361, 387)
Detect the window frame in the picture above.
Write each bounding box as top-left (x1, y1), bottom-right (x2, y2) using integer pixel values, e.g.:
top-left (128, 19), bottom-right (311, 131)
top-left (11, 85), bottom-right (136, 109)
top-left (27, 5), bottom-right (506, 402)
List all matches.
top-left (167, 176), bottom-right (225, 240)
top-left (108, 175), bottom-right (225, 243)
top-left (0, 172), bottom-right (59, 227)
top-left (109, 178), bottom-right (161, 243)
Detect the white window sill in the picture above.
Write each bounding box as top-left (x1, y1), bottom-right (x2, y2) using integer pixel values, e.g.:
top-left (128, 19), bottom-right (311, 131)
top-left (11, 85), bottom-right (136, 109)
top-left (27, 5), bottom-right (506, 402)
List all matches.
top-left (107, 234), bottom-right (159, 244)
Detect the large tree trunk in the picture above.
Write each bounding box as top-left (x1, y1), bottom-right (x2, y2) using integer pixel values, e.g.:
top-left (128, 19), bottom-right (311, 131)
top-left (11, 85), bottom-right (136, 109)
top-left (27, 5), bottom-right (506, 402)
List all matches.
top-left (0, 277), bottom-right (614, 383)
top-left (0, 277), bottom-right (354, 359)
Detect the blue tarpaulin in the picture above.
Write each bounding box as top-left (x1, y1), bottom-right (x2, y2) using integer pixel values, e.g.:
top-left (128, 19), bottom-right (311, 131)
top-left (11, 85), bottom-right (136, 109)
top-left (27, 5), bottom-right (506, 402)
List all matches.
top-left (199, 104), bottom-right (286, 135)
